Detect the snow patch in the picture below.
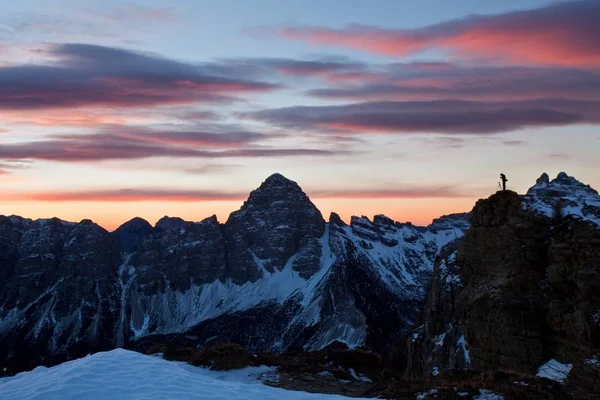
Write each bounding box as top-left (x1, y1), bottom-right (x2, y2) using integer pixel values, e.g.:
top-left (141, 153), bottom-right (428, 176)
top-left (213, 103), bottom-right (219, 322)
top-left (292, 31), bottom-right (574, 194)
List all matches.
top-left (473, 389), bottom-right (504, 400)
top-left (347, 368), bottom-right (372, 383)
top-left (456, 335), bottom-right (471, 367)
top-left (584, 357), bottom-right (599, 368)
top-left (416, 389), bottom-right (439, 399)
top-left (537, 359), bottom-right (572, 383)
top-left (433, 325), bottom-right (452, 347)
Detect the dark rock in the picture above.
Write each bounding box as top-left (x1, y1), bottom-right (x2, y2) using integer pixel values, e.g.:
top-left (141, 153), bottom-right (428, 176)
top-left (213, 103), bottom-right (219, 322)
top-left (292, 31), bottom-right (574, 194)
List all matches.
top-left (536, 172), bottom-right (550, 185)
top-left (153, 216), bottom-right (191, 234)
top-left (0, 218), bottom-right (121, 373)
top-left (404, 175), bottom-right (600, 397)
top-left (223, 173), bottom-right (326, 282)
top-left (113, 217), bottom-right (153, 253)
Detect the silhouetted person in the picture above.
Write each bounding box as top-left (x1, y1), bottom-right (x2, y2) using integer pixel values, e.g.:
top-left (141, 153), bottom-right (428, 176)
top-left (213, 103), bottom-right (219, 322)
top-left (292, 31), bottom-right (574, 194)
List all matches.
top-left (500, 173), bottom-right (508, 191)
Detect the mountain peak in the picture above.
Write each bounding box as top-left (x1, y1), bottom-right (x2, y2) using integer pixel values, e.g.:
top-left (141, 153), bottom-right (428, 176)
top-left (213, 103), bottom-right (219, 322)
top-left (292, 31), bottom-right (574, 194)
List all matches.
top-left (536, 173), bottom-right (550, 185)
top-left (329, 212), bottom-right (347, 226)
top-left (523, 171), bottom-right (600, 227)
top-left (258, 173), bottom-right (301, 192)
top-left (527, 171), bottom-right (596, 195)
top-left (119, 217), bottom-right (151, 229)
top-left (154, 216), bottom-right (189, 233)
top-left (553, 171), bottom-right (580, 186)
top-left (113, 217), bottom-right (153, 253)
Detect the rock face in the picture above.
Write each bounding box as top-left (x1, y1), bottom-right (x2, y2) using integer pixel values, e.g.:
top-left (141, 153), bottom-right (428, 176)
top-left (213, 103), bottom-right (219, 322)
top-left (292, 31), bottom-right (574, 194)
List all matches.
top-left (0, 217), bottom-right (122, 373)
top-left (0, 173), bottom-right (470, 374)
top-left (113, 217), bottom-right (153, 253)
top-left (153, 216), bottom-right (191, 234)
top-left (405, 173), bottom-right (600, 393)
top-left (223, 173), bottom-right (326, 283)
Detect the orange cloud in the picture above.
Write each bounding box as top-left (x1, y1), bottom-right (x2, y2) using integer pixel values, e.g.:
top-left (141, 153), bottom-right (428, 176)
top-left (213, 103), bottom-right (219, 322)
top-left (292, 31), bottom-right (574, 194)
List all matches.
top-left (3, 189), bottom-right (247, 202)
top-left (2, 184), bottom-right (477, 203)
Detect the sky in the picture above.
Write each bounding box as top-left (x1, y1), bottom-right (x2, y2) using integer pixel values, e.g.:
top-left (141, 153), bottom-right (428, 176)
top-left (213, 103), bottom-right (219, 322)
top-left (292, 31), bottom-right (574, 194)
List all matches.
top-left (0, 0), bottom-right (599, 230)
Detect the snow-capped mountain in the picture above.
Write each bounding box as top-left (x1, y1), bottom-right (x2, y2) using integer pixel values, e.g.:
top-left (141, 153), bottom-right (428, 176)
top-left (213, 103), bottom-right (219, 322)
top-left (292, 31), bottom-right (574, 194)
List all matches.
top-left (523, 172), bottom-right (600, 227)
top-left (0, 173), bottom-right (470, 374)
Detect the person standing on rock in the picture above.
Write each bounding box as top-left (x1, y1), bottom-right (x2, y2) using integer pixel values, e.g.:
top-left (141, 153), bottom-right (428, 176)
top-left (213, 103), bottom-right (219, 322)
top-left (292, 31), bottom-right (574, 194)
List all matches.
top-left (500, 173), bottom-right (508, 191)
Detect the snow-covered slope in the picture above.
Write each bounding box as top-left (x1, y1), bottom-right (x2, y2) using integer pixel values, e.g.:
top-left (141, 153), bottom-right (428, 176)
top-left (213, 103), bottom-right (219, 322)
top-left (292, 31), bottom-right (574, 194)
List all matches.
top-left (0, 349), bottom-right (368, 400)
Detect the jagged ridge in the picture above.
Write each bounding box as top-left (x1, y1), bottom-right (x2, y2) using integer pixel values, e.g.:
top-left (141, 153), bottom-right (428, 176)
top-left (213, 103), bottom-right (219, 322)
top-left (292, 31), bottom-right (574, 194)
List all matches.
top-left (0, 173), bottom-right (470, 374)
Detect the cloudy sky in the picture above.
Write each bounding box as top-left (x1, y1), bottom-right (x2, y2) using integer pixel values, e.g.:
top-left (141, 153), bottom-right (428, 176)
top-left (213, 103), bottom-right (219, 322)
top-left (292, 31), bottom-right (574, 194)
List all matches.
top-left (1, 0), bottom-right (599, 229)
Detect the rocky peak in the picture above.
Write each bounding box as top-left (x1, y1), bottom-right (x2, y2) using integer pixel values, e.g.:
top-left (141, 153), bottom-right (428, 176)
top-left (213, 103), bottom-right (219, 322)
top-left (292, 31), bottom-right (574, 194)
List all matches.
top-left (154, 216), bottom-right (189, 234)
top-left (535, 172), bottom-right (550, 185)
top-left (228, 173), bottom-right (323, 223)
top-left (556, 171), bottom-right (570, 180)
top-left (197, 214), bottom-right (219, 227)
top-left (373, 214), bottom-right (396, 227)
top-left (113, 217), bottom-right (153, 253)
top-left (527, 172), bottom-right (597, 196)
top-left (240, 173), bottom-right (310, 212)
top-left (116, 217), bottom-right (150, 230)
top-left (523, 172), bottom-right (600, 227)
top-left (329, 212), bottom-right (347, 226)
top-left (224, 173), bottom-right (325, 283)
top-left (328, 213), bottom-right (347, 238)
top-left (257, 173), bottom-right (302, 192)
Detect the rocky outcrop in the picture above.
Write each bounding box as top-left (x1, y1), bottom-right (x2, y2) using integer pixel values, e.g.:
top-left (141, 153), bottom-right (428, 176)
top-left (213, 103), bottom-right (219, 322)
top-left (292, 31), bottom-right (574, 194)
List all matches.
top-left (545, 218), bottom-right (600, 394)
top-left (405, 173), bottom-right (600, 395)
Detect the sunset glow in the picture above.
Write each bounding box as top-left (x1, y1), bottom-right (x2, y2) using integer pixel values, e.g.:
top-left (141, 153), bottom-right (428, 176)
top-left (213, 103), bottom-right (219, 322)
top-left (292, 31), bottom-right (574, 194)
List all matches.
top-left (1, 0), bottom-right (599, 230)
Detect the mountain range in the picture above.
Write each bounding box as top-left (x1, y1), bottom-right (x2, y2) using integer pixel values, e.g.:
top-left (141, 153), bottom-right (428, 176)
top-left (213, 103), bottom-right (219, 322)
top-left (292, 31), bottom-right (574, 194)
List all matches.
top-left (1, 171), bottom-right (598, 389)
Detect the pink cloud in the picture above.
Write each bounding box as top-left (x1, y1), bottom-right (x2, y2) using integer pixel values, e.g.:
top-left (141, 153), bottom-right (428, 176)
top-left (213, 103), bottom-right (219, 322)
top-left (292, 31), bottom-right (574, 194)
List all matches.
top-left (0, 44), bottom-right (279, 111)
top-left (281, 1), bottom-right (600, 67)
